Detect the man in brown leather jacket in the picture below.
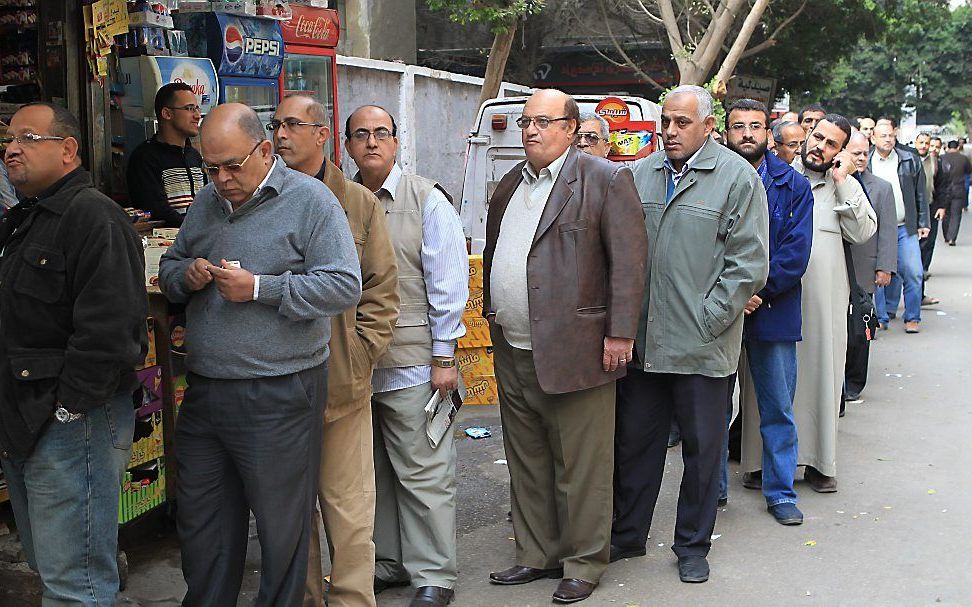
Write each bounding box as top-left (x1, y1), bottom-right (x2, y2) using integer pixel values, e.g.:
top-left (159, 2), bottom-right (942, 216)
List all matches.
top-left (272, 94), bottom-right (400, 607)
top-left (483, 89), bottom-right (648, 604)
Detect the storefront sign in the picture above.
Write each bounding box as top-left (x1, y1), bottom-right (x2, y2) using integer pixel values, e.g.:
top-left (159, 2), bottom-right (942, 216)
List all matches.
top-left (211, 13), bottom-right (284, 78)
top-left (281, 5), bottom-right (339, 47)
top-left (154, 57), bottom-right (219, 113)
top-left (725, 75), bottom-right (777, 108)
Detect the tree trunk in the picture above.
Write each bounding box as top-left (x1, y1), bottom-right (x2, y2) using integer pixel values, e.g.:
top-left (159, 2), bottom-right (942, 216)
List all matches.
top-left (713, 0), bottom-right (770, 94)
top-left (479, 26), bottom-right (517, 107)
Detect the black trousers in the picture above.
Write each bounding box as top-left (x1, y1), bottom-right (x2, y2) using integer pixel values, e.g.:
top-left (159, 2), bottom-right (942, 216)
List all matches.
top-left (844, 333), bottom-right (870, 398)
top-left (612, 369), bottom-right (732, 558)
top-left (177, 364), bottom-right (327, 607)
top-left (943, 198), bottom-right (965, 242)
top-left (921, 216), bottom-right (939, 272)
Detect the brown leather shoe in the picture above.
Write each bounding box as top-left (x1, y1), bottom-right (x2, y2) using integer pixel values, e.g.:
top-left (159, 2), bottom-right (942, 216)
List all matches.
top-left (409, 586), bottom-right (454, 607)
top-left (904, 321), bottom-right (920, 334)
top-left (552, 578), bottom-right (596, 603)
top-left (804, 466), bottom-right (837, 493)
top-left (489, 565), bottom-right (564, 585)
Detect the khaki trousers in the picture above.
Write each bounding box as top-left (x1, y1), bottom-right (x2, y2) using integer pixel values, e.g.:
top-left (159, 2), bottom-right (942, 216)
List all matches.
top-left (372, 381), bottom-right (458, 589)
top-left (493, 327), bottom-right (616, 584)
top-left (303, 402), bottom-right (377, 607)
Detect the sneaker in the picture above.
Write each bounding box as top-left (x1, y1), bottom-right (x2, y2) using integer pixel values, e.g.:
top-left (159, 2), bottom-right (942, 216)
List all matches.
top-left (768, 502), bottom-right (804, 525)
top-left (845, 394), bottom-right (864, 405)
top-left (904, 321), bottom-right (920, 334)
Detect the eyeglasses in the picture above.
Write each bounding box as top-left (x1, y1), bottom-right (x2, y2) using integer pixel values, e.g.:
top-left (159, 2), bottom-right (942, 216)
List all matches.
top-left (0, 132), bottom-right (67, 147)
top-left (779, 141), bottom-right (802, 150)
top-left (576, 132), bottom-right (603, 144)
top-left (728, 122), bottom-right (766, 133)
top-left (267, 118), bottom-right (325, 131)
top-left (167, 104), bottom-right (202, 114)
top-left (201, 142), bottom-right (263, 177)
top-left (348, 127), bottom-right (393, 142)
top-left (516, 116), bottom-right (571, 130)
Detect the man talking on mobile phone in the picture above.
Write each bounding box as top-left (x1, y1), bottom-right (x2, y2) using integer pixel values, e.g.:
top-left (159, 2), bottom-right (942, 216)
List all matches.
top-left (743, 114), bottom-right (876, 496)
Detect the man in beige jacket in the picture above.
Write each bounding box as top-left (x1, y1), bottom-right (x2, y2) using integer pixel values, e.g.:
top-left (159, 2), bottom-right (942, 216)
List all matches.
top-left (272, 94), bottom-right (400, 607)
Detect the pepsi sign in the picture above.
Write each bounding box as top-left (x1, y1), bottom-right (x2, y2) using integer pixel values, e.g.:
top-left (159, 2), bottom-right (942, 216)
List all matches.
top-left (210, 14), bottom-right (283, 79)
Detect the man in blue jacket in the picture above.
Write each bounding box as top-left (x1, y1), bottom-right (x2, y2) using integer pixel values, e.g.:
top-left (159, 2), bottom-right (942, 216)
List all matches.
top-left (723, 100), bottom-right (813, 525)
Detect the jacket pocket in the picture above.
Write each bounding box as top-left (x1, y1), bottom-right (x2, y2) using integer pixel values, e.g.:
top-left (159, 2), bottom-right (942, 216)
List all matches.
top-left (558, 219), bottom-right (588, 233)
top-left (392, 304), bottom-right (432, 348)
top-left (348, 330), bottom-right (372, 385)
top-left (9, 348), bottom-right (64, 434)
top-left (14, 244), bottom-right (66, 304)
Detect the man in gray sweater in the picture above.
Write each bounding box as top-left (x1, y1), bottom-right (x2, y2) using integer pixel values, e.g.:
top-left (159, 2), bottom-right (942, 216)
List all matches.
top-left (158, 103), bottom-right (361, 607)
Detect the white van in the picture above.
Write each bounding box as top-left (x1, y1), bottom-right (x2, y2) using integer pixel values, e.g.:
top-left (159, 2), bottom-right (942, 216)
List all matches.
top-left (458, 95), bottom-right (662, 254)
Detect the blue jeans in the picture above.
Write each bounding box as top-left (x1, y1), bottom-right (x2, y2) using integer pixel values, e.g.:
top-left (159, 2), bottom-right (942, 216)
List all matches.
top-left (1, 391), bottom-right (134, 606)
top-left (721, 342), bottom-right (798, 506)
top-left (876, 226), bottom-right (923, 324)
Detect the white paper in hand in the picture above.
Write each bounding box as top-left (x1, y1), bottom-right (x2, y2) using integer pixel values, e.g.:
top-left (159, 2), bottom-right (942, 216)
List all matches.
top-left (425, 389), bottom-right (462, 448)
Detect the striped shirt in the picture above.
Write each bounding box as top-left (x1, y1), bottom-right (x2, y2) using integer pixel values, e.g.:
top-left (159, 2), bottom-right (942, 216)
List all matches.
top-left (367, 164), bottom-right (468, 393)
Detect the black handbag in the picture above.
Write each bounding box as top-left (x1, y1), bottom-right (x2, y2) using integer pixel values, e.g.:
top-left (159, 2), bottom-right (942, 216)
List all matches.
top-left (842, 241), bottom-right (878, 342)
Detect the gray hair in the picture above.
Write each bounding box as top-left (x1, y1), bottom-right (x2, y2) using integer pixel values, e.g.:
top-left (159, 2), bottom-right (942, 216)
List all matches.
top-left (579, 112), bottom-right (609, 139)
top-left (665, 85), bottom-right (713, 121)
top-left (848, 130), bottom-right (870, 146)
top-left (238, 108), bottom-right (267, 144)
top-left (772, 120), bottom-right (800, 143)
top-left (286, 92), bottom-right (331, 126)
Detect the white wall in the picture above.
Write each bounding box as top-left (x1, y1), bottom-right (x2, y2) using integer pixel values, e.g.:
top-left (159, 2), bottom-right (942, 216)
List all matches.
top-left (336, 55), bottom-right (532, 200)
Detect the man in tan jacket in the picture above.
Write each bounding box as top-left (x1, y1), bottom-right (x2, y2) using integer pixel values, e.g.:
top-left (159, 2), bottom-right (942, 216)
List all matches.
top-left (272, 94), bottom-right (399, 607)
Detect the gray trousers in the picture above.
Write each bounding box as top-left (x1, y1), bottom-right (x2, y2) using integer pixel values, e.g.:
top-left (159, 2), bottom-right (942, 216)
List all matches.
top-left (493, 327), bottom-right (616, 584)
top-left (177, 364), bottom-right (327, 607)
top-left (372, 381), bottom-right (458, 589)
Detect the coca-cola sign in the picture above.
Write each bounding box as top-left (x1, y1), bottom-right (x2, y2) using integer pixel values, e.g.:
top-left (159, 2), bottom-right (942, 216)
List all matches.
top-left (282, 6), bottom-right (340, 47)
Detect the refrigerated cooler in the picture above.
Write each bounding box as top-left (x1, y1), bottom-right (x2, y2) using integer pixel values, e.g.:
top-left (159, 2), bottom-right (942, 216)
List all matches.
top-left (177, 12), bottom-right (284, 127)
top-left (117, 55), bottom-right (219, 158)
top-left (279, 5), bottom-right (340, 163)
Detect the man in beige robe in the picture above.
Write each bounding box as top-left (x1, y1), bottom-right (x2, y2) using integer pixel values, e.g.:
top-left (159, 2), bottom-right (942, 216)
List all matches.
top-left (741, 114), bottom-right (876, 493)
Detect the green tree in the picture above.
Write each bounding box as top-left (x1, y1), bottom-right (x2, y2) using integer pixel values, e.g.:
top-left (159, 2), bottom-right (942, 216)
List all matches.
top-left (427, 0), bottom-right (545, 105)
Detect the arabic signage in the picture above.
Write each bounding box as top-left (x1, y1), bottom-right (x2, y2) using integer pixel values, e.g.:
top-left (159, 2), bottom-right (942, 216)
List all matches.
top-left (726, 75), bottom-right (777, 108)
top-left (534, 51), bottom-right (676, 88)
top-left (282, 5), bottom-right (340, 47)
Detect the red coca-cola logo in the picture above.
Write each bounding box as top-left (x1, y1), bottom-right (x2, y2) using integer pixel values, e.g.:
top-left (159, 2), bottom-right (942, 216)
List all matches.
top-left (282, 7), bottom-right (339, 46)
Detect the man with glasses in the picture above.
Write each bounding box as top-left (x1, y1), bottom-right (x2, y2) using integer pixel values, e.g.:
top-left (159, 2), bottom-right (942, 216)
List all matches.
top-left (344, 105), bottom-right (467, 607)
top-left (575, 112), bottom-right (612, 158)
top-left (158, 103), bottom-right (361, 606)
top-left (772, 120), bottom-right (805, 165)
top-left (484, 89), bottom-right (647, 604)
top-left (126, 82), bottom-right (206, 226)
top-left (723, 99), bottom-right (813, 525)
top-left (0, 102), bottom-right (147, 606)
top-left (272, 94), bottom-right (400, 607)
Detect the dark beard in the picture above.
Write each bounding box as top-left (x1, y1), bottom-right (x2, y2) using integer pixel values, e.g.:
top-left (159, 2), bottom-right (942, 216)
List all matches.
top-left (726, 139), bottom-right (767, 164)
top-left (801, 141), bottom-right (834, 173)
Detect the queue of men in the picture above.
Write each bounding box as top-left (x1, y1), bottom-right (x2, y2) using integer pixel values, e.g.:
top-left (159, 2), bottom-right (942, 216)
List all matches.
top-left (0, 83), bottom-right (965, 607)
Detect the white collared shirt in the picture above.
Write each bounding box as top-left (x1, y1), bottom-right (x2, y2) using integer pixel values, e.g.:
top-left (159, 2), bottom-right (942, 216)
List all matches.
top-left (871, 149), bottom-right (906, 225)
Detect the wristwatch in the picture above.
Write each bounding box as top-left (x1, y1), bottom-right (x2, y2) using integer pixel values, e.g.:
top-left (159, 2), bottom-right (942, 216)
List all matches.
top-left (431, 357), bottom-right (456, 369)
top-left (55, 405), bottom-right (84, 424)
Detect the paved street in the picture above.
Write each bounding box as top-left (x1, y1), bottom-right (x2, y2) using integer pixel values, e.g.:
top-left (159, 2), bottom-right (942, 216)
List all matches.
top-left (50, 238), bottom-right (972, 606)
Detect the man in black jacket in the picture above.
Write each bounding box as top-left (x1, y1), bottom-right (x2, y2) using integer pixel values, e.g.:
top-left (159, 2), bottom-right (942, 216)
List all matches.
top-left (0, 103), bottom-right (147, 605)
top-left (126, 82), bottom-right (206, 226)
top-left (914, 132), bottom-right (947, 305)
top-left (869, 118), bottom-right (929, 334)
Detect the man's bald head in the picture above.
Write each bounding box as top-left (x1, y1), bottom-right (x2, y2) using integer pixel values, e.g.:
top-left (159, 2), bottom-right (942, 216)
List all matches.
top-left (520, 88), bottom-right (580, 170)
top-left (199, 103), bottom-right (274, 206)
top-left (201, 102), bottom-right (266, 145)
top-left (846, 130), bottom-right (871, 174)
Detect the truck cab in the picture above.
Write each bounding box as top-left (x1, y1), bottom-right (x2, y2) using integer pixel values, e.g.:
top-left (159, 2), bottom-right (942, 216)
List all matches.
top-left (459, 95), bottom-right (662, 254)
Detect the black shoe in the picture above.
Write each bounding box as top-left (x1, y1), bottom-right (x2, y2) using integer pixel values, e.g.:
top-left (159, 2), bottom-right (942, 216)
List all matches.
top-left (768, 502), bottom-right (804, 526)
top-left (845, 393), bottom-right (863, 405)
top-left (489, 565), bottom-right (563, 585)
top-left (552, 578), bottom-right (596, 603)
top-left (609, 544), bottom-right (647, 563)
top-left (667, 430), bottom-right (681, 448)
top-left (374, 577), bottom-right (409, 594)
top-left (409, 586), bottom-right (454, 607)
top-left (742, 471), bottom-right (762, 490)
top-left (677, 555), bottom-right (709, 583)
top-left (717, 496), bottom-right (728, 507)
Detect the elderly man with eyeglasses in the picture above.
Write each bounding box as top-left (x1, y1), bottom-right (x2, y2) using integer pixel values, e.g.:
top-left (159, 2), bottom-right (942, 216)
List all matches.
top-left (0, 102), bottom-right (147, 607)
top-left (484, 89), bottom-right (647, 604)
top-left (772, 120), bottom-right (806, 165)
top-left (344, 105), bottom-right (468, 607)
top-left (158, 102), bottom-right (361, 607)
top-left (126, 82), bottom-right (207, 226)
top-left (575, 112), bottom-right (612, 158)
